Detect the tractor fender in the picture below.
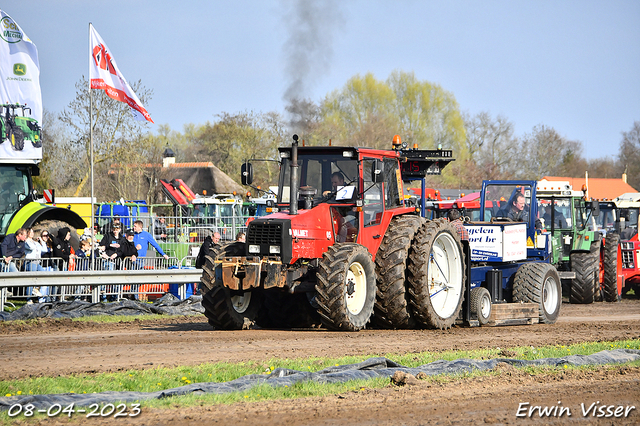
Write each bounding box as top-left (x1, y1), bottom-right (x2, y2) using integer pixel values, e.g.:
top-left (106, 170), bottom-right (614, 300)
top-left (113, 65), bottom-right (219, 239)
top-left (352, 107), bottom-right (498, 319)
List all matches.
top-left (7, 202), bottom-right (87, 235)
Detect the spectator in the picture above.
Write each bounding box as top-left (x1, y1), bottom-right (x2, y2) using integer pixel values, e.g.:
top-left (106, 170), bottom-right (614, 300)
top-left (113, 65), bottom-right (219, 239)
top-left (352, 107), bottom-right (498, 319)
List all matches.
top-left (132, 220), bottom-right (169, 265)
top-left (99, 223), bottom-right (123, 270)
top-left (235, 231), bottom-right (246, 242)
top-left (447, 209), bottom-right (469, 241)
top-left (52, 227), bottom-right (75, 271)
top-left (39, 230), bottom-right (55, 270)
top-left (118, 229), bottom-right (138, 264)
top-left (24, 228), bottom-right (49, 272)
top-left (1, 228), bottom-right (27, 272)
top-left (102, 216), bottom-right (121, 236)
top-left (154, 214), bottom-right (168, 242)
top-left (195, 232), bottom-right (222, 269)
top-left (75, 239), bottom-right (95, 271)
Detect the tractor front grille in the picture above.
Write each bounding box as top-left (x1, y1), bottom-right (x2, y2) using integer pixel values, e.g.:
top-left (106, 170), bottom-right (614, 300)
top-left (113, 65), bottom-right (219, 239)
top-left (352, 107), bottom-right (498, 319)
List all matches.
top-left (248, 222), bottom-right (283, 245)
top-left (247, 218), bottom-right (292, 263)
top-left (621, 250), bottom-right (635, 269)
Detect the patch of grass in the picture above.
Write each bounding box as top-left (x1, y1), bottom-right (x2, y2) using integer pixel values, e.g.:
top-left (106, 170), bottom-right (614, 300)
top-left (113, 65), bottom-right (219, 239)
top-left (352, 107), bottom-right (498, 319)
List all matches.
top-left (1, 339), bottom-right (638, 399)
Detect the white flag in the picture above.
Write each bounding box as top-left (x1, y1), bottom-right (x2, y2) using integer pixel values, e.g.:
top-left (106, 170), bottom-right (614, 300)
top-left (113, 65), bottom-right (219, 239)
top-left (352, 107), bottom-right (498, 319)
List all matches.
top-left (89, 24), bottom-right (153, 123)
top-left (0, 10), bottom-right (43, 161)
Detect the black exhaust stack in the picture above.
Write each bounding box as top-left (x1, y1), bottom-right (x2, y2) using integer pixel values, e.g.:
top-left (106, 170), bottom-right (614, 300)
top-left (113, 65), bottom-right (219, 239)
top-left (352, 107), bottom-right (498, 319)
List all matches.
top-left (289, 135), bottom-right (299, 215)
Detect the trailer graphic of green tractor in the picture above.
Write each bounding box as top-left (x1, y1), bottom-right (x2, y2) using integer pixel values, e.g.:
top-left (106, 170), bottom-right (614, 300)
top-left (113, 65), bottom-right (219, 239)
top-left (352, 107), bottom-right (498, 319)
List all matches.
top-left (0, 103), bottom-right (42, 151)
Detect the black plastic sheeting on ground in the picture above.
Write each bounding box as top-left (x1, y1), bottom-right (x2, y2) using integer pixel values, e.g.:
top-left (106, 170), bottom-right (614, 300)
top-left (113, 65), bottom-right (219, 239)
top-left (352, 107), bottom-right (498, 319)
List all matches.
top-left (1, 349), bottom-right (638, 411)
top-left (0, 294), bottom-right (204, 321)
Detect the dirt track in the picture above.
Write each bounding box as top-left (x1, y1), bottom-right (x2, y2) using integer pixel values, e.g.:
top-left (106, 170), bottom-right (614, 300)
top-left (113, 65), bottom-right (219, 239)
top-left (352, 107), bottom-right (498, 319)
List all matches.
top-left (1, 300), bottom-right (639, 425)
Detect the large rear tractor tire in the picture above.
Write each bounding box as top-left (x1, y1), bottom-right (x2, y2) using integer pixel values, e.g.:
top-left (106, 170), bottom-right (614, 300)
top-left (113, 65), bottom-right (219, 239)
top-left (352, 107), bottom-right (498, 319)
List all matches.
top-left (407, 220), bottom-right (466, 330)
top-left (316, 243), bottom-right (376, 331)
top-left (513, 263), bottom-right (562, 324)
top-left (602, 233), bottom-right (620, 302)
top-left (569, 251), bottom-right (597, 304)
top-left (372, 215), bottom-right (424, 329)
top-left (200, 246), bottom-right (262, 330)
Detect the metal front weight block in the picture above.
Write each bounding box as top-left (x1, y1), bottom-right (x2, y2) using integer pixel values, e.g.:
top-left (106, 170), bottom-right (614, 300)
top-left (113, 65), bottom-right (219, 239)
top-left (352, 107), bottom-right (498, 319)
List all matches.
top-left (216, 257), bottom-right (283, 291)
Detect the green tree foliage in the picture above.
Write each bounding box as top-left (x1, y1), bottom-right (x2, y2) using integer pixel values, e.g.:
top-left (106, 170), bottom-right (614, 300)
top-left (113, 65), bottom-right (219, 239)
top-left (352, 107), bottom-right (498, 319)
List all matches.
top-left (319, 71), bottom-right (466, 152)
top-left (190, 111), bottom-right (287, 192)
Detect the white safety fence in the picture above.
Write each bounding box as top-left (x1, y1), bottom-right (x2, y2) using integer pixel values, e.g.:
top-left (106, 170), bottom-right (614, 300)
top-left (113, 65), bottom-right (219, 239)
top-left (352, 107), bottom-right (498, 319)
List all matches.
top-left (0, 256), bottom-right (202, 311)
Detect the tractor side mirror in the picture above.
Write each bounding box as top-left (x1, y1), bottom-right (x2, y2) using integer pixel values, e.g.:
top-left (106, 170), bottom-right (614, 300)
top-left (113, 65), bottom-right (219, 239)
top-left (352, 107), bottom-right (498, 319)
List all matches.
top-left (241, 162), bottom-right (253, 185)
top-left (372, 159), bottom-right (383, 183)
top-left (590, 200), bottom-right (600, 217)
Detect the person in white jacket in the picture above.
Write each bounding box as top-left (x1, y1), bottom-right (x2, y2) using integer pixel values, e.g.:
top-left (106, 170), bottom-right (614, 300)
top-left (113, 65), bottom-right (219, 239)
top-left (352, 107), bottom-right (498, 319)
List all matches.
top-left (24, 227), bottom-right (51, 302)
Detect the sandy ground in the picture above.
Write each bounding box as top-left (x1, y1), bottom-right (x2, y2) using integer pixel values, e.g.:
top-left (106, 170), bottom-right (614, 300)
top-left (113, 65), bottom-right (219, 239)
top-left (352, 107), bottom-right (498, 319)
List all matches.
top-left (2, 299), bottom-right (639, 425)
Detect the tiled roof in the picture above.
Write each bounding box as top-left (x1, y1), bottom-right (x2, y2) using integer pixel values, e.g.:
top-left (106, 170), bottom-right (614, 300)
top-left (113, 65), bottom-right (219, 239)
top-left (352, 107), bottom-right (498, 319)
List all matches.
top-left (541, 176), bottom-right (637, 200)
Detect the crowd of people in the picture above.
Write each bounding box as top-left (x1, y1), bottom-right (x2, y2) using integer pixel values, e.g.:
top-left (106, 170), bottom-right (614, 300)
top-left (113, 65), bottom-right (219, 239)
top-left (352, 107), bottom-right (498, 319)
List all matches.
top-left (0, 218), bottom-right (170, 302)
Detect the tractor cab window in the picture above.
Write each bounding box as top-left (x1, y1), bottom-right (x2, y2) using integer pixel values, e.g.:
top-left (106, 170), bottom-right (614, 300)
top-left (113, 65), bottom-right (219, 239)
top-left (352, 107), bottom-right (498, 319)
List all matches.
top-left (592, 204), bottom-right (616, 234)
top-left (537, 198), bottom-right (572, 230)
top-left (362, 158), bottom-right (383, 226)
top-left (383, 158), bottom-right (403, 209)
top-left (0, 166), bottom-right (29, 235)
top-left (483, 184), bottom-right (533, 225)
top-left (278, 153), bottom-right (358, 204)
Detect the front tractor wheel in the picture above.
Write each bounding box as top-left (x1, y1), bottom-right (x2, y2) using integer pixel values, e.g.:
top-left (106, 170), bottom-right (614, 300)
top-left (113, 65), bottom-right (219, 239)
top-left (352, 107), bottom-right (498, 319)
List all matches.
top-left (316, 243), bottom-right (376, 331)
top-left (513, 263), bottom-right (562, 324)
top-left (200, 247), bottom-right (262, 330)
top-left (602, 233), bottom-right (620, 302)
top-left (407, 220), bottom-right (466, 330)
top-left (569, 251), bottom-right (597, 304)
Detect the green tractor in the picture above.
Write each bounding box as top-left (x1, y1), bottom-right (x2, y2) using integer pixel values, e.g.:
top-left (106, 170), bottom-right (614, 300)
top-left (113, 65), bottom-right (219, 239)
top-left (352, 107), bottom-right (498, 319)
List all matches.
top-left (0, 103), bottom-right (42, 151)
top-left (536, 181), bottom-right (602, 304)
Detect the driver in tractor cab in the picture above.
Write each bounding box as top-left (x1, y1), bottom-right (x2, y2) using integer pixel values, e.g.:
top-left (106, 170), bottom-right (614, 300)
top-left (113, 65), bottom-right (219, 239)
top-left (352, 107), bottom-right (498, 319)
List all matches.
top-left (508, 192), bottom-right (529, 222)
top-left (322, 171), bottom-right (345, 197)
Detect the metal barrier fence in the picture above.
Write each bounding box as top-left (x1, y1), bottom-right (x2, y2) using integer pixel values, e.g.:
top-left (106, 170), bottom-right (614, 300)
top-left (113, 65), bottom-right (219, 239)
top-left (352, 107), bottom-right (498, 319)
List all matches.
top-left (0, 256), bottom-right (202, 311)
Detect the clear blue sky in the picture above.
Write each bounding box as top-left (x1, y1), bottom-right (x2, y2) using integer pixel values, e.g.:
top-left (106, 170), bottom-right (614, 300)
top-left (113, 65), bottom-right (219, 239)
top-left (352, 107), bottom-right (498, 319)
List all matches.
top-left (4, 0), bottom-right (639, 159)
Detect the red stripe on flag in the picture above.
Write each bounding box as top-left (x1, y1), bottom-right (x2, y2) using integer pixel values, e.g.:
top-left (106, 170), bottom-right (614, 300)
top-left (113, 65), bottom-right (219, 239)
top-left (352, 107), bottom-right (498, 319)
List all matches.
top-left (90, 78), bottom-right (154, 123)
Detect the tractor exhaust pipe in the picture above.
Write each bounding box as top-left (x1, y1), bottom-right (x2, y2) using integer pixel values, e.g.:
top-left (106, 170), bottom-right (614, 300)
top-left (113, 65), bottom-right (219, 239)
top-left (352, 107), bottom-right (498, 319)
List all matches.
top-left (290, 135), bottom-right (299, 215)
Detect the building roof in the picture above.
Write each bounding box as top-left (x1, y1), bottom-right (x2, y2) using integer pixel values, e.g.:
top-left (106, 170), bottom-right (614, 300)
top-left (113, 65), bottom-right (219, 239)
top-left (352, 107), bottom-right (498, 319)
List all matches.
top-left (541, 176), bottom-right (637, 201)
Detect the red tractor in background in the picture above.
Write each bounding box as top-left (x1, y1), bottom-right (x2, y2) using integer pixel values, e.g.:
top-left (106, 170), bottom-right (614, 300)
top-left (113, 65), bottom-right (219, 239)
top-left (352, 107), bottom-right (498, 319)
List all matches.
top-left (595, 197), bottom-right (640, 299)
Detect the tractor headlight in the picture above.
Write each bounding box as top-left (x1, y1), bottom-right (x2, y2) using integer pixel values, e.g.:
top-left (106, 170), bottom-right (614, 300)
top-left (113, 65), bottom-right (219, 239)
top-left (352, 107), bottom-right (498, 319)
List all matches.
top-left (269, 245), bottom-right (281, 254)
top-left (248, 245), bottom-right (260, 254)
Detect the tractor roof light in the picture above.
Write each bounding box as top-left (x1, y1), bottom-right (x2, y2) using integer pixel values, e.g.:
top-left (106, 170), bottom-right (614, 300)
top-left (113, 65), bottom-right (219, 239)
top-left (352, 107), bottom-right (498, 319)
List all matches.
top-left (392, 135), bottom-right (402, 149)
top-left (280, 151), bottom-right (290, 159)
top-left (342, 151), bottom-right (354, 157)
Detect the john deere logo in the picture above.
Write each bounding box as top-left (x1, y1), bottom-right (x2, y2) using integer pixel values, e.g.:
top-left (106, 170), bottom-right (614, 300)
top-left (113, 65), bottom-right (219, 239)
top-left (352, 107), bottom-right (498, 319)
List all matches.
top-left (0, 17), bottom-right (23, 43)
top-left (13, 63), bottom-right (26, 76)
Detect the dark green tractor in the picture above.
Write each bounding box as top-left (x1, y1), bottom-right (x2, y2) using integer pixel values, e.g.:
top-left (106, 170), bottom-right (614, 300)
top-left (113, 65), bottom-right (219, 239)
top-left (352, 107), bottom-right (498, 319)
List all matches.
top-left (0, 103), bottom-right (42, 151)
top-left (536, 181), bottom-right (601, 304)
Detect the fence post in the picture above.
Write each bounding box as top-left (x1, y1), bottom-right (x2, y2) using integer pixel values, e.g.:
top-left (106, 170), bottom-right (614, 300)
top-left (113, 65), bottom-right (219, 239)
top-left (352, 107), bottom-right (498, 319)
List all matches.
top-left (1, 287), bottom-right (6, 312)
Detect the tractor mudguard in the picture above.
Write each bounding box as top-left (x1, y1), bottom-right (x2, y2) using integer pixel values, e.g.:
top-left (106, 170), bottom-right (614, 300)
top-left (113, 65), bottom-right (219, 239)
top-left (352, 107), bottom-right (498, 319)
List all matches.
top-left (6, 202), bottom-right (86, 235)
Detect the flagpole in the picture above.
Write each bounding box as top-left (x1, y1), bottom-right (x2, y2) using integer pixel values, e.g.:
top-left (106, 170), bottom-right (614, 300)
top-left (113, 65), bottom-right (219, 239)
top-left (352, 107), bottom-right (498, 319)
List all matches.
top-left (89, 22), bottom-right (95, 271)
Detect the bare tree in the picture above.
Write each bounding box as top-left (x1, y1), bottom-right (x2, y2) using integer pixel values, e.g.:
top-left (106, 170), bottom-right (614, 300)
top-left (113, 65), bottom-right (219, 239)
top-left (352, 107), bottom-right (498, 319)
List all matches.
top-left (57, 77), bottom-right (152, 197)
top-left (618, 121), bottom-right (640, 189)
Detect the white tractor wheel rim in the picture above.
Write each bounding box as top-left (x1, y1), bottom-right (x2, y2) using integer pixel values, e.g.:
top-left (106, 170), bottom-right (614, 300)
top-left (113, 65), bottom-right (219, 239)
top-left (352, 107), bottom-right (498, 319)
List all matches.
top-left (542, 275), bottom-right (558, 314)
top-left (480, 294), bottom-right (491, 319)
top-left (345, 261), bottom-right (367, 315)
top-left (231, 292), bottom-right (251, 314)
top-left (428, 232), bottom-right (463, 318)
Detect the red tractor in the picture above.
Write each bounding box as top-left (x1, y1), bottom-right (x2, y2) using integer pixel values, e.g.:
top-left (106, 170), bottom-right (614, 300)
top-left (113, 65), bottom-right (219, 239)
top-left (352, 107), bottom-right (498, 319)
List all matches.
top-left (199, 135), bottom-right (462, 331)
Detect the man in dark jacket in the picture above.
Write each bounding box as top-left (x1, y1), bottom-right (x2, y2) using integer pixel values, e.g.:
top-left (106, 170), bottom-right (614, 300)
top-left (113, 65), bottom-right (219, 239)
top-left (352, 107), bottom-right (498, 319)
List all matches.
top-left (1, 228), bottom-right (27, 272)
top-left (117, 230), bottom-right (138, 265)
top-left (52, 227), bottom-right (75, 271)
